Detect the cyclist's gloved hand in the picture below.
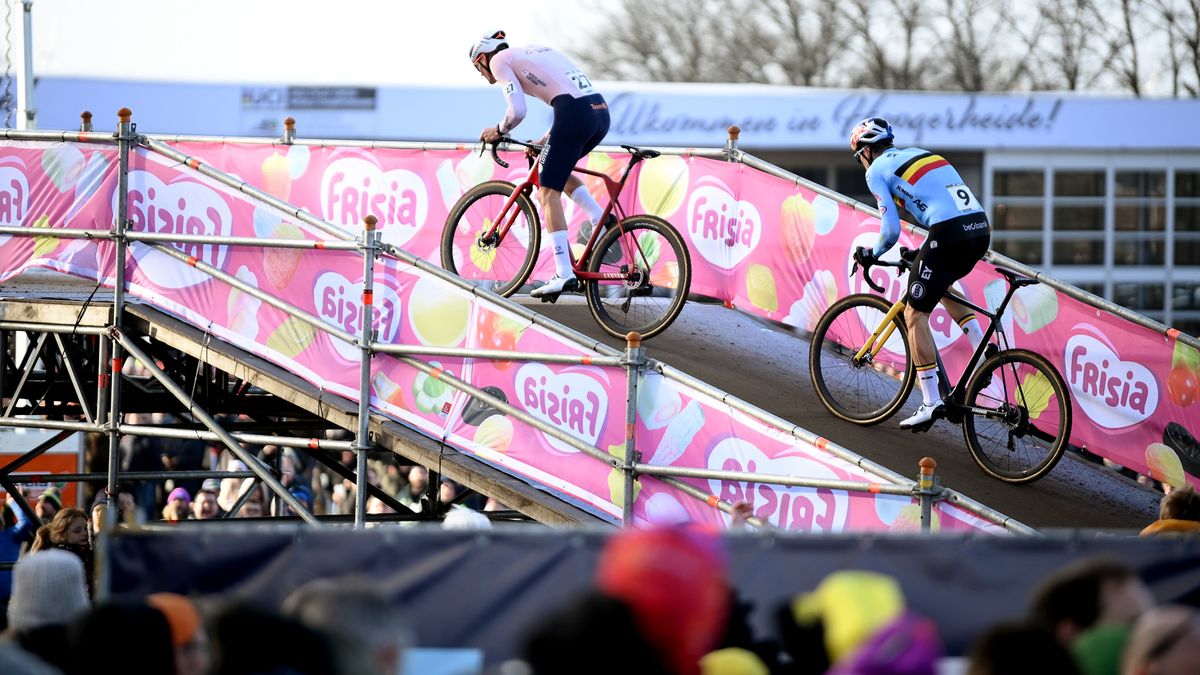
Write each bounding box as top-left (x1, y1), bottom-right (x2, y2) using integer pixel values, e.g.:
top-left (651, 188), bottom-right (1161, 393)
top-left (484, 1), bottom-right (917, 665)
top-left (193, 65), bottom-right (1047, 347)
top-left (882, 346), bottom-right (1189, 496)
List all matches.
top-left (853, 246), bottom-right (878, 267)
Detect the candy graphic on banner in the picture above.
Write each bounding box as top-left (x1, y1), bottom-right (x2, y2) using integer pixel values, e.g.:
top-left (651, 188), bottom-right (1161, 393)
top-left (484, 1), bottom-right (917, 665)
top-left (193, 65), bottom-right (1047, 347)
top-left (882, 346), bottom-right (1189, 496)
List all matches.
top-left (413, 361), bottom-right (456, 415)
top-left (261, 152), bottom-right (292, 200)
top-left (263, 221), bottom-right (306, 291)
top-left (686, 176), bottom-right (762, 270)
top-left (780, 193), bottom-right (816, 264)
top-left (474, 414), bottom-right (514, 452)
top-left (607, 443), bottom-right (641, 506)
top-left (706, 437), bottom-right (849, 532)
top-left (643, 491), bottom-right (691, 526)
top-left (372, 370), bottom-right (407, 409)
top-left (1168, 340), bottom-right (1200, 408)
top-left (1145, 442), bottom-right (1186, 488)
top-left (813, 194), bottom-right (840, 235)
top-left (515, 363), bottom-right (608, 455)
top-left (409, 276), bottom-right (470, 347)
top-left (64, 153), bottom-right (112, 225)
top-left (1065, 324), bottom-right (1157, 430)
top-left (30, 216), bottom-right (61, 259)
top-left (287, 145), bottom-right (311, 179)
top-left (647, 399), bottom-right (705, 466)
top-left (121, 170), bottom-right (233, 290)
top-left (41, 143), bottom-right (86, 192)
top-left (265, 316), bottom-right (317, 358)
top-left (637, 372), bottom-right (683, 431)
top-left (745, 264), bottom-right (778, 312)
top-left (786, 269), bottom-right (837, 332)
top-left (637, 155), bottom-right (689, 218)
top-left (1011, 284), bottom-right (1059, 334)
top-left (1163, 422), bottom-right (1200, 479)
top-left (227, 266), bottom-right (263, 340)
top-left (319, 156), bottom-right (428, 249)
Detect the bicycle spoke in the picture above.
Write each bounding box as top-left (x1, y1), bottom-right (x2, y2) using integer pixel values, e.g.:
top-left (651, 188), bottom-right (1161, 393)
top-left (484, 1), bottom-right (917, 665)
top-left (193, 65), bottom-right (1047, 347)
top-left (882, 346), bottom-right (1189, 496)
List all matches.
top-left (442, 182), bottom-right (539, 297)
top-left (586, 217), bottom-right (690, 339)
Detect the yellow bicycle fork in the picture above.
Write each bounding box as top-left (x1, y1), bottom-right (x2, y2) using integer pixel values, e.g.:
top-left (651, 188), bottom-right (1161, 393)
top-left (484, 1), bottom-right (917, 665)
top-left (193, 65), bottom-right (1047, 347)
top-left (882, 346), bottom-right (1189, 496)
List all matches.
top-left (853, 299), bottom-right (907, 363)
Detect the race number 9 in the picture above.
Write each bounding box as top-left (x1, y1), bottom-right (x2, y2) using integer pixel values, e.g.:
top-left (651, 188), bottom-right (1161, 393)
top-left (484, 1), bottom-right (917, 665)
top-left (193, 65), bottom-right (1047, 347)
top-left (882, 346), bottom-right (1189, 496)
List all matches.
top-left (945, 184), bottom-right (981, 212)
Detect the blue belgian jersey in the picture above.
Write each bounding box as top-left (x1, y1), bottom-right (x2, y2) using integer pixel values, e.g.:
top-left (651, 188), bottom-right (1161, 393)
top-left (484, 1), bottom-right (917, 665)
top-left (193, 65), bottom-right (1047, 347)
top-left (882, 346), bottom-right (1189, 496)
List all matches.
top-left (864, 147), bottom-right (984, 257)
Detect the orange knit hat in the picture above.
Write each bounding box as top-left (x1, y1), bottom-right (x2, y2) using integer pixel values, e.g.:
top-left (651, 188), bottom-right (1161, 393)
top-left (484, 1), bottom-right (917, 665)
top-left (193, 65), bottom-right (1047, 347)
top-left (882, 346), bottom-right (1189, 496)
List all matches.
top-left (146, 592), bottom-right (202, 647)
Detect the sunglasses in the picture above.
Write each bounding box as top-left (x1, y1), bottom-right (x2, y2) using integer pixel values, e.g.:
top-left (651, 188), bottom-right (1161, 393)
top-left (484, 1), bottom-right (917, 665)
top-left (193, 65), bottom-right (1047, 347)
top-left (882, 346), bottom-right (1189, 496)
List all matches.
top-left (853, 146), bottom-right (869, 163)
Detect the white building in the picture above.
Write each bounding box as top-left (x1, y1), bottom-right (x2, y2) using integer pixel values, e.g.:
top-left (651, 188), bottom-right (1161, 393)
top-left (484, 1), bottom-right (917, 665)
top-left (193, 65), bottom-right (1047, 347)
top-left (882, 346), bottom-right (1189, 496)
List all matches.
top-left (28, 78), bottom-right (1200, 336)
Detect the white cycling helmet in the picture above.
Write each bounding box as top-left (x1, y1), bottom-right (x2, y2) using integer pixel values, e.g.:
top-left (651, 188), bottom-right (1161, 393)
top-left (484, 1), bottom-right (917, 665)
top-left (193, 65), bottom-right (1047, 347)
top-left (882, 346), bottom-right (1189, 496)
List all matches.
top-left (470, 30), bottom-right (508, 65)
top-left (848, 117), bottom-right (895, 152)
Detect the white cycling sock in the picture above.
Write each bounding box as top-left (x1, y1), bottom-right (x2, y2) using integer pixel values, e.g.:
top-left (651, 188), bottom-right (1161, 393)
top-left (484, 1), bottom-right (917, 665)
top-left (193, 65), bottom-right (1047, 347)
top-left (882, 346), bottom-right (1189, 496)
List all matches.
top-left (916, 363), bottom-right (941, 406)
top-left (958, 314), bottom-right (984, 350)
top-left (550, 230), bottom-right (574, 278)
top-left (569, 185), bottom-right (604, 225)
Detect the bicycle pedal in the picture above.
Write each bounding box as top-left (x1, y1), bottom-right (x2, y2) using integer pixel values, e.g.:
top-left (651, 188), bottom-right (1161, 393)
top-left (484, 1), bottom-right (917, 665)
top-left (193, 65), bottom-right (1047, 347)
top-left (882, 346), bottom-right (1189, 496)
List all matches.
top-left (539, 293), bottom-right (560, 304)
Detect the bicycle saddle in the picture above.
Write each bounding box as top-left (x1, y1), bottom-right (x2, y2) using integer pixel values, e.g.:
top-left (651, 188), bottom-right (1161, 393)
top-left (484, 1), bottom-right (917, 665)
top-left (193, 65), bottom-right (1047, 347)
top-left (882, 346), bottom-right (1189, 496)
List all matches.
top-left (994, 266), bottom-right (1038, 288)
top-left (621, 145), bottom-right (661, 160)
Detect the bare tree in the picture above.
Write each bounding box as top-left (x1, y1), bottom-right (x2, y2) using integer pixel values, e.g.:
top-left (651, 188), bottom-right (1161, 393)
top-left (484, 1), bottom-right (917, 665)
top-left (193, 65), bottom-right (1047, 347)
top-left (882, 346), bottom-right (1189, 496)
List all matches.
top-left (757, 0), bottom-right (850, 86)
top-left (1017, 0), bottom-right (1112, 90)
top-left (934, 0), bottom-right (1033, 91)
top-left (1151, 0), bottom-right (1200, 96)
top-left (840, 0), bottom-right (936, 89)
top-left (1104, 0), bottom-right (1147, 96)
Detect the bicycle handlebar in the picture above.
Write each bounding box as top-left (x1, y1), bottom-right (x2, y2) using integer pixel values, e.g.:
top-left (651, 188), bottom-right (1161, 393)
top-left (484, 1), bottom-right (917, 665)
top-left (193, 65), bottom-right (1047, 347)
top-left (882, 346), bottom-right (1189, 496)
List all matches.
top-left (483, 136), bottom-right (542, 169)
top-left (852, 246), bottom-right (914, 294)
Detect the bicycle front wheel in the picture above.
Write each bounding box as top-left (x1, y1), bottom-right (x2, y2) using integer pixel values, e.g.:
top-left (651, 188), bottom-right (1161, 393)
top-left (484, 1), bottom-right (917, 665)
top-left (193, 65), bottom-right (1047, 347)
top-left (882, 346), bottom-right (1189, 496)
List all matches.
top-left (809, 293), bottom-right (914, 425)
top-left (441, 181), bottom-right (540, 297)
top-left (584, 215), bottom-right (691, 340)
top-left (961, 348), bottom-right (1071, 484)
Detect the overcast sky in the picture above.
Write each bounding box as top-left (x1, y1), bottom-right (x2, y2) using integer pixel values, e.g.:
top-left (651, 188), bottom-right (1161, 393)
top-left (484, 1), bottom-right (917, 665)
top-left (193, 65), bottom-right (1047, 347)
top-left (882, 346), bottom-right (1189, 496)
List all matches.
top-left (3, 0), bottom-right (585, 85)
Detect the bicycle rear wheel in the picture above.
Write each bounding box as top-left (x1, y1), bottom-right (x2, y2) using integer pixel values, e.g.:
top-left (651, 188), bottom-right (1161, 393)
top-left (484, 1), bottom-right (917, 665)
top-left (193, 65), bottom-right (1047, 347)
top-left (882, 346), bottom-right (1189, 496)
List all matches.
top-left (584, 215), bottom-right (691, 340)
top-left (809, 293), bottom-right (914, 425)
top-left (961, 348), bottom-right (1071, 484)
top-left (441, 181), bottom-right (540, 297)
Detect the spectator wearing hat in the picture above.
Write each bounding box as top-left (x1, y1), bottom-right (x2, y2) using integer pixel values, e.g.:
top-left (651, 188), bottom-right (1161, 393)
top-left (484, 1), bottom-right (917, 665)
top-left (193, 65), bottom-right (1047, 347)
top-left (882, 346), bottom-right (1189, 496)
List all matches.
top-left (28, 509), bottom-right (92, 599)
top-left (146, 593), bottom-right (210, 675)
top-left (163, 488), bottom-right (191, 522)
top-left (33, 490), bottom-right (61, 523)
top-left (4, 549), bottom-right (91, 671)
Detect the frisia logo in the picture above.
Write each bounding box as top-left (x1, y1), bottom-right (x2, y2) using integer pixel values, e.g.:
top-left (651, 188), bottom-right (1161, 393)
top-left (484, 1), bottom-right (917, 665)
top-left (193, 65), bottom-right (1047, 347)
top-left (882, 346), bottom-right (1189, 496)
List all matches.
top-left (313, 271), bottom-right (403, 363)
top-left (515, 363), bottom-right (608, 455)
top-left (116, 170), bottom-right (233, 289)
top-left (1065, 326), bottom-right (1157, 428)
top-left (706, 437), bottom-right (848, 532)
top-left (685, 177), bottom-right (761, 270)
top-left (320, 157), bottom-right (427, 249)
top-left (0, 161), bottom-right (30, 228)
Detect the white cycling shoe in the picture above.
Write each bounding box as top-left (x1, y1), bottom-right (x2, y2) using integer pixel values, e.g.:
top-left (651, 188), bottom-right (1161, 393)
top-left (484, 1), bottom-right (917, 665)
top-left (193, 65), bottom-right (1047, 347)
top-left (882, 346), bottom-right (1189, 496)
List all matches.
top-left (899, 400), bottom-right (945, 431)
top-left (531, 274), bottom-right (579, 299)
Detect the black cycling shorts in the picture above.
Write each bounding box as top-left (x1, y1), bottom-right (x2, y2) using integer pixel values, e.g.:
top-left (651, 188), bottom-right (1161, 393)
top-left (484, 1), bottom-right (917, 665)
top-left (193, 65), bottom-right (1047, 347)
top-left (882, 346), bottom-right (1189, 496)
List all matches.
top-left (908, 212), bottom-right (991, 313)
top-left (539, 93), bottom-right (610, 192)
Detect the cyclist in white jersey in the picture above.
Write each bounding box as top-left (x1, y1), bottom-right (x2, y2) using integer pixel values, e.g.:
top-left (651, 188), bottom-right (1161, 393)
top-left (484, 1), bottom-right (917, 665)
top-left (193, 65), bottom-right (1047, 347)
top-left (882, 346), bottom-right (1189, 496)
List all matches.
top-left (849, 117), bottom-right (993, 431)
top-left (471, 30), bottom-right (612, 298)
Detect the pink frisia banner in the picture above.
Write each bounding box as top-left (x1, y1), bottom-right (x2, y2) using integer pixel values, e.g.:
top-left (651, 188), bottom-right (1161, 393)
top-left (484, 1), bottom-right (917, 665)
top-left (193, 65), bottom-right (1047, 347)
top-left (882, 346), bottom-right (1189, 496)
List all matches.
top-left (0, 138), bottom-right (1005, 534)
top-left (169, 140), bottom-right (1200, 493)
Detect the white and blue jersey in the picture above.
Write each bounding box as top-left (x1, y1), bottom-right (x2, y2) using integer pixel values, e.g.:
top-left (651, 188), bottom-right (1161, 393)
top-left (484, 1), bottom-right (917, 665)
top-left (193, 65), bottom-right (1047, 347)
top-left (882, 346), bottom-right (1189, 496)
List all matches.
top-left (864, 147), bottom-right (986, 257)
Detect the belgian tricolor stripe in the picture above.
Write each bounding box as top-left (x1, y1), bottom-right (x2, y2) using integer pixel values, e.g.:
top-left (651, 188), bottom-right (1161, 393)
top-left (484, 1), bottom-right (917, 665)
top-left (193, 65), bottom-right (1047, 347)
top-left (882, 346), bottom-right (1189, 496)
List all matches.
top-left (896, 152), bottom-right (949, 185)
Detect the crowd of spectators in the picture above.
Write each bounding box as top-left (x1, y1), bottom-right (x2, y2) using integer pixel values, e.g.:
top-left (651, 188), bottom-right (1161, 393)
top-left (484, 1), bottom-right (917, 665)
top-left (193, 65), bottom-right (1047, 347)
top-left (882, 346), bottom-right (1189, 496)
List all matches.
top-left (0, 424), bottom-right (1196, 674)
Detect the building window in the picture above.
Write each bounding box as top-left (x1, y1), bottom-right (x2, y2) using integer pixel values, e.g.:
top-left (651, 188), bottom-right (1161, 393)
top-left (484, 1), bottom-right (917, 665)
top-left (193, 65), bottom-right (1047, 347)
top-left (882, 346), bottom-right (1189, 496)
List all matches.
top-left (1177, 171), bottom-right (1200, 267)
top-left (992, 169), bottom-right (1044, 264)
top-left (1051, 170), bottom-right (1105, 264)
top-left (1114, 170), bottom-right (1166, 266)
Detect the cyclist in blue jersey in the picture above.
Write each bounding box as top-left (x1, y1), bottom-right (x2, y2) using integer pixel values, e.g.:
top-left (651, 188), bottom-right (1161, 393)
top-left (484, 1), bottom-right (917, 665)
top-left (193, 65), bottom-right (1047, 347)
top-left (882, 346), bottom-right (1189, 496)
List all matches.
top-left (849, 117), bottom-right (993, 431)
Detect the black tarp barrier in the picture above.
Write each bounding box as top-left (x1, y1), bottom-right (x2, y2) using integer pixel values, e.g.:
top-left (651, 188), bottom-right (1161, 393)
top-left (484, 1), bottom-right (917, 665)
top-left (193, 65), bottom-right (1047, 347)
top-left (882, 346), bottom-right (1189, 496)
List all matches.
top-left (106, 526), bottom-right (1200, 663)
